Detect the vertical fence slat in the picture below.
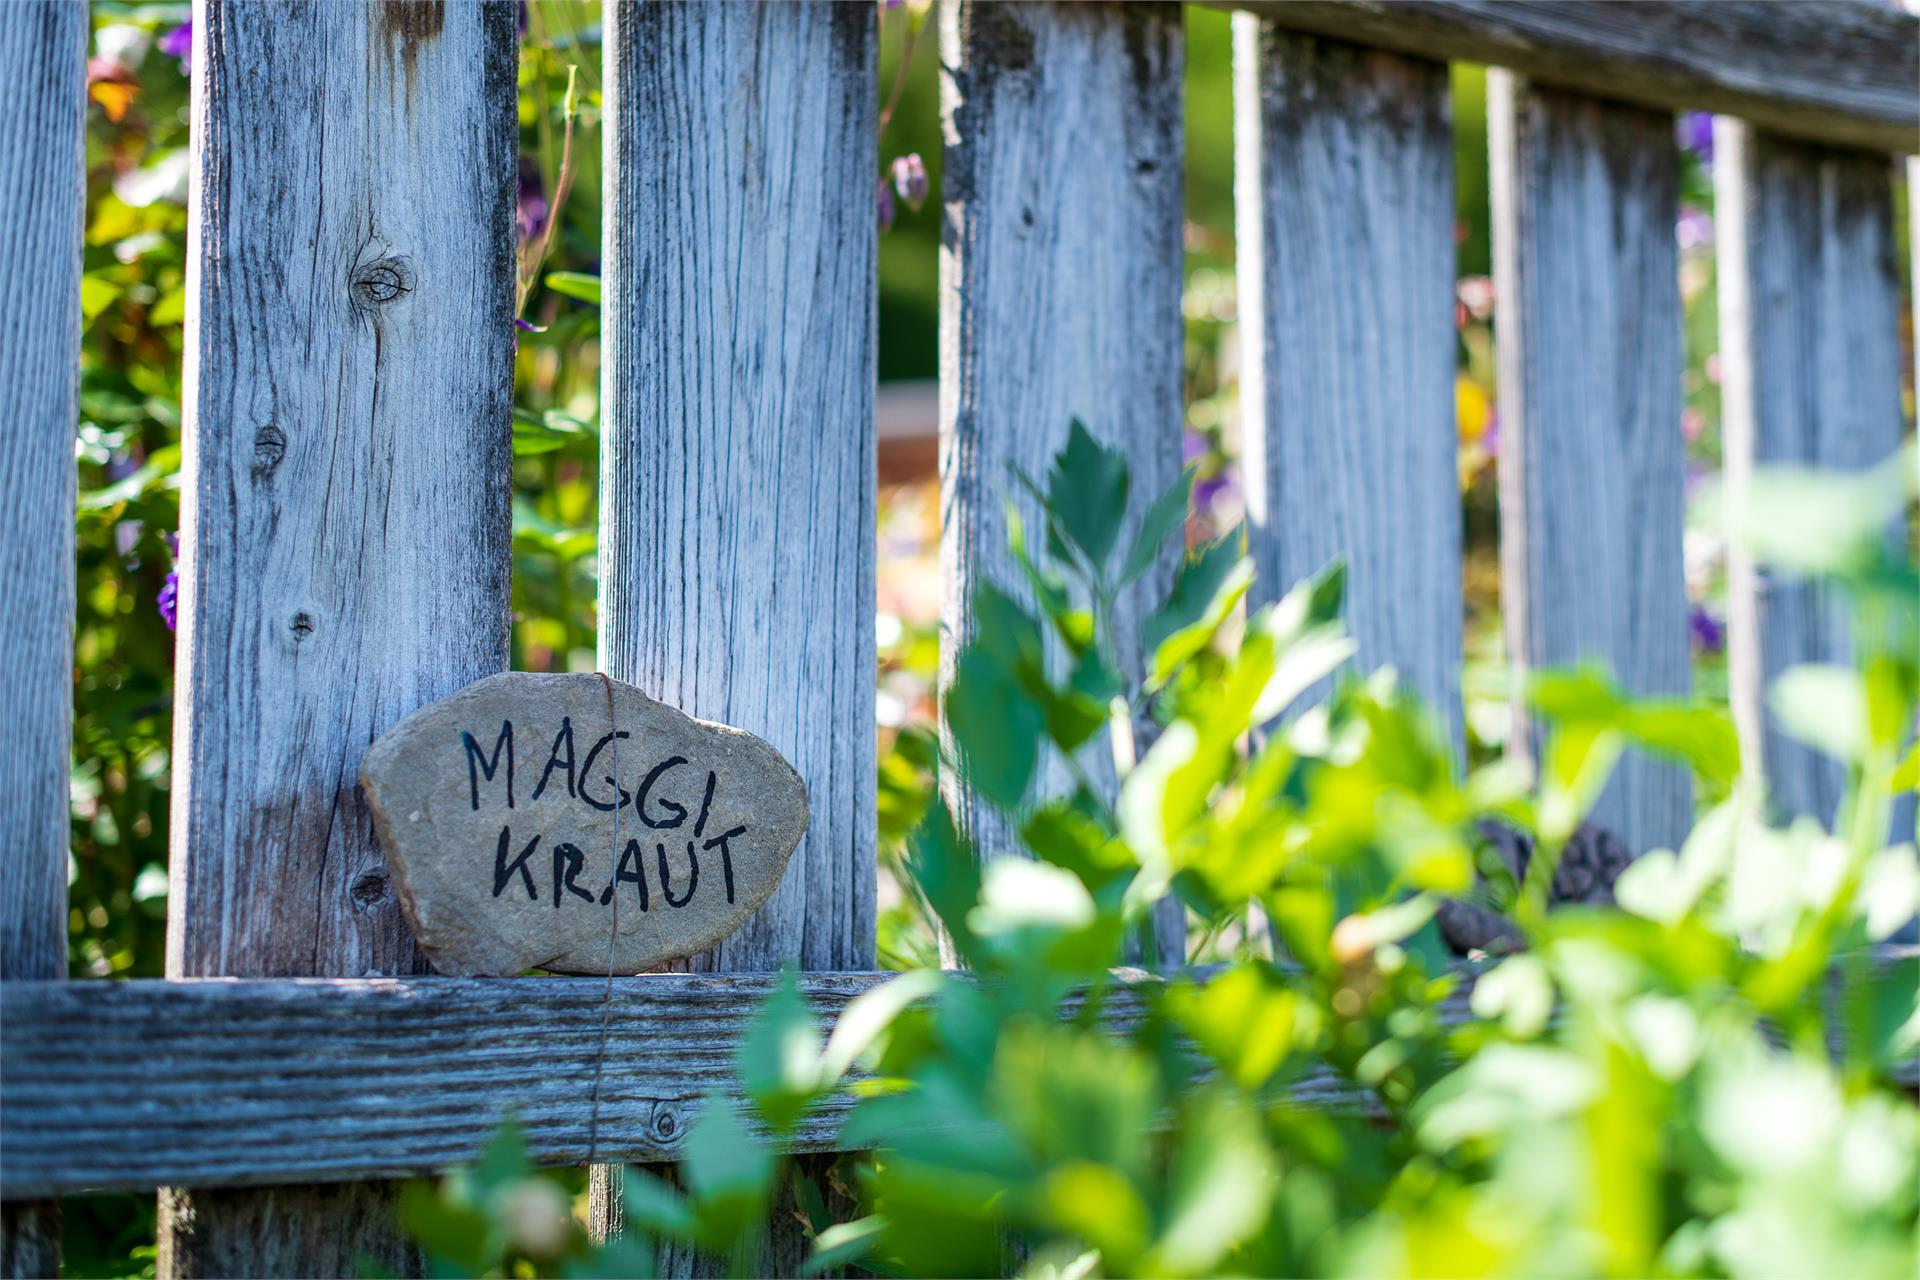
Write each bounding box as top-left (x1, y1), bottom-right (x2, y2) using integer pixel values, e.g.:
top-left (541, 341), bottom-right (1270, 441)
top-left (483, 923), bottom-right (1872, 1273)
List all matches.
top-left (1715, 121), bottom-right (1906, 824)
top-left (939, 1), bottom-right (1186, 963)
top-left (0, 3), bottom-right (84, 1275)
top-left (1489, 73), bottom-right (1691, 855)
top-left (597, 2), bottom-right (877, 1270)
top-left (161, 2), bottom-right (516, 1274)
top-left (1233, 17), bottom-right (1461, 750)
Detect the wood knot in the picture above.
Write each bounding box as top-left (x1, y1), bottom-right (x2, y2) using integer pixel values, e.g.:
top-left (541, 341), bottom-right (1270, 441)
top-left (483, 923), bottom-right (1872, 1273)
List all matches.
top-left (251, 424), bottom-right (286, 478)
top-left (349, 870), bottom-right (390, 911)
top-left (646, 1100), bottom-right (686, 1149)
top-left (289, 611), bottom-right (316, 639)
top-left (351, 258), bottom-right (413, 307)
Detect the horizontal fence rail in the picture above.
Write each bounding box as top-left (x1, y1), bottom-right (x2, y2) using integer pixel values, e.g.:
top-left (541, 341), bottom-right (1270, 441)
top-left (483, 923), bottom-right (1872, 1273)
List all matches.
top-left (4, 951), bottom-right (1914, 1198)
top-left (1215, 0), bottom-right (1920, 154)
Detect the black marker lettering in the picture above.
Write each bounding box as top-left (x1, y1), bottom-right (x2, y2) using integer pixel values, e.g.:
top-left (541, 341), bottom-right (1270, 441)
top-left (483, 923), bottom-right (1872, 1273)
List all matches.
top-left (599, 838), bottom-right (650, 911)
top-left (637, 756), bottom-right (689, 828)
top-left (531, 716), bottom-right (577, 801)
top-left (657, 841), bottom-right (698, 908)
top-left (577, 731), bottom-right (632, 812)
top-left (552, 841), bottom-right (595, 908)
top-left (492, 826), bottom-right (538, 900)
top-left (692, 770), bottom-right (718, 837)
top-left (463, 721), bottom-right (514, 811)
top-left (702, 825), bottom-right (746, 904)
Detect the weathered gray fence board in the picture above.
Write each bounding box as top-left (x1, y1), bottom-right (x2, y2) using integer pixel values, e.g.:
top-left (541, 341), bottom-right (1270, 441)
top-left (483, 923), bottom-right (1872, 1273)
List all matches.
top-left (8, 948), bottom-right (1915, 1198)
top-left (1714, 122), bottom-right (1906, 826)
top-left (165, 2), bottom-right (517, 1274)
top-left (599, 0), bottom-right (876, 978)
top-left (1489, 74), bottom-right (1691, 856)
top-left (0, 5), bottom-right (84, 1274)
top-left (1215, 1), bottom-right (1919, 155)
top-left (1234, 18), bottom-right (1461, 752)
top-left (598, 2), bottom-right (877, 1269)
top-left (938, 1), bottom-right (1187, 964)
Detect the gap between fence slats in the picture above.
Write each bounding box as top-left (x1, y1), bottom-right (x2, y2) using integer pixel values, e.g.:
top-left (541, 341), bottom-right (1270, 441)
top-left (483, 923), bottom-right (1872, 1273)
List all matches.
top-left (162, 2), bottom-right (518, 1274)
top-left (596, 1), bottom-right (878, 1269)
top-left (1715, 121), bottom-right (1910, 829)
top-left (1214, 1), bottom-right (1918, 155)
top-left (939, 0), bottom-right (1187, 966)
top-left (1234, 17), bottom-right (1462, 754)
top-left (1489, 72), bottom-right (1692, 858)
top-left (0, 3), bottom-right (84, 1275)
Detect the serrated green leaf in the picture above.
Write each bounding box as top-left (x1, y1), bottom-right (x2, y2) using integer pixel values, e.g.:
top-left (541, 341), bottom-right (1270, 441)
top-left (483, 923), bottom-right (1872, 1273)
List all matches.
top-left (1046, 419), bottom-right (1132, 569)
top-left (1119, 465), bottom-right (1194, 586)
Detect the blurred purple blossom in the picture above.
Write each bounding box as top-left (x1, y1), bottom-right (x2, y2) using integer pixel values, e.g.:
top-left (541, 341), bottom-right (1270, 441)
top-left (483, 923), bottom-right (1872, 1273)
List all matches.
top-left (891, 153), bottom-right (928, 212)
top-left (1677, 205), bottom-right (1714, 252)
top-left (876, 179), bottom-right (895, 232)
top-left (1481, 411), bottom-right (1499, 460)
top-left (158, 22), bottom-right (191, 73)
top-left (158, 531), bottom-right (180, 632)
top-left (1193, 468), bottom-right (1235, 514)
top-left (1677, 112), bottom-right (1714, 163)
top-left (517, 158), bottom-right (549, 243)
top-left (1688, 603), bottom-right (1725, 654)
top-left (1181, 429), bottom-right (1208, 465)
top-left (518, 0), bottom-right (529, 37)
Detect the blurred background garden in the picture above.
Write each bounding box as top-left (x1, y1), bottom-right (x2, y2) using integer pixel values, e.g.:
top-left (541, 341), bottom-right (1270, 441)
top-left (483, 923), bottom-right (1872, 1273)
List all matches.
top-left (58, 1), bottom-right (1915, 1272)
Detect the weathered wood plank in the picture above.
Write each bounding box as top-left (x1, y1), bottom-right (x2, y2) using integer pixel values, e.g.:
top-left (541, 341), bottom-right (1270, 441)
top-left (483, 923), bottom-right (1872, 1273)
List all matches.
top-left (1211, 1), bottom-right (1918, 156)
top-left (598, 2), bottom-right (877, 1269)
top-left (6, 949), bottom-right (1915, 1198)
top-left (0, 4), bottom-right (85, 1273)
top-left (164, 2), bottom-right (518, 1274)
top-left (1714, 122), bottom-right (1907, 826)
top-left (1233, 17), bottom-right (1461, 751)
top-left (938, 1), bottom-right (1187, 964)
top-left (1489, 74), bottom-right (1691, 856)
top-left (599, 0), bottom-right (876, 977)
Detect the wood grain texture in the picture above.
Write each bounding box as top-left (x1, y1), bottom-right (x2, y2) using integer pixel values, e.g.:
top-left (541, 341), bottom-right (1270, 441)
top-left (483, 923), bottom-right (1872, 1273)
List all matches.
top-left (1714, 122), bottom-right (1906, 826)
top-left (1233, 17), bottom-right (1461, 752)
top-left (1211, 1), bottom-right (1919, 155)
top-left (938, 1), bottom-right (1187, 964)
top-left (1, 6), bottom-right (84, 1274)
top-left (0, 0), bottom-right (82, 987)
top-left (164, 2), bottom-right (518, 1273)
top-left (598, 4), bottom-right (876, 1269)
top-left (1489, 73), bottom-right (1691, 857)
top-left (599, 0), bottom-right (876, 977)
top-left (8, 948), bottom-right (1915, 1198)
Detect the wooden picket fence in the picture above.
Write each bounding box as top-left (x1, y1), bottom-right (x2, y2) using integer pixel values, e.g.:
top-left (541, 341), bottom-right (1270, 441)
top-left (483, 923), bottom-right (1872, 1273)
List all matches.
top-left (2, 1), bottom-right (1915, 1276)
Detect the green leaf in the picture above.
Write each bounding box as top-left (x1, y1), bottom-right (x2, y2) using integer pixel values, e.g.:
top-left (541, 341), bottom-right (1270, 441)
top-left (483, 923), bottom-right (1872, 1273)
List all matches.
top-left (1118, 466), bottom-right (1194, 586)
top-left (1045, 419), bottom-right (1131, 569)
top-left (1141, 533), bottom-right (1253, 687)
top-left (800, 1217), bottom-right (888, 1276)
top-left (947, 645), bottom-right (1043, 809)
top-left (819, 970), bottom-right (944, 1085)
top-left (80, 275), bottom-right (123, 325)
top-left (618, 1167), bottom-right (698, 1241)
top-left (1770, 664), bottom-right (1868, 765)
top-left (544, 271), bottom-right (602, 304)
top-left (1694, 452), bottom-right (1910, 578)
top-left (737, 969), bottom-right (824, 1134)
top-left (1152, 1092), bottom-right (1275, 1274)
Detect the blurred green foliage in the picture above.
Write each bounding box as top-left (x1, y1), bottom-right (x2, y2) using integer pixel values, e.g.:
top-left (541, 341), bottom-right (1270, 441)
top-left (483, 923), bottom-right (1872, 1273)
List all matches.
top-left (402, 426), bottom-right (1918, 1279)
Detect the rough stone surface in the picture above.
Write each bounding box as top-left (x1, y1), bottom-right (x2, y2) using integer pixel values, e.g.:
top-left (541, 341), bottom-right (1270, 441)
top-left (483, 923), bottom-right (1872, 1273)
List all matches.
top-left (361, 673), bottom-right (808, 976)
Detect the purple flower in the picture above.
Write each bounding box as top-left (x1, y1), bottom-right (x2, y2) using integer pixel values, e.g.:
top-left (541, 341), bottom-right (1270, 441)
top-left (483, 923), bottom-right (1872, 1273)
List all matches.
top-left (1676, 205), bottom-right (1714, 252)
top-left (890, 153), bottom-right (928, 212)
top-left (517, 158), bottom-right (549, 244)
top-left (1677, 112), bottom-right (1714, 164)
top-left (158, 22), bottom-right (191, 73)
top-left (518, 0), bottom-right (529, 37)
top-left (1688, 603), bottom-right (1725, 654)
top-left (158, 530), bottom-right (180, 631)
top-left (876, 179), bottom-right (895, 232)
top-left (1181, 429), bottom-right (1208, 465)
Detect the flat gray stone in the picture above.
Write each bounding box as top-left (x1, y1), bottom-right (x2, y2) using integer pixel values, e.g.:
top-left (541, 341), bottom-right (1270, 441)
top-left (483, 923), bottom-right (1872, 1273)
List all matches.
top-left (360, 672), bottom-right (808, 976)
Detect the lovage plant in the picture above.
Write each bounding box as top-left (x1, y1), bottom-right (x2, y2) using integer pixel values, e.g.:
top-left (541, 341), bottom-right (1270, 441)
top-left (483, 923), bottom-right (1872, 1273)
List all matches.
top-left (407, 426), bottom-right (1918, 1280)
